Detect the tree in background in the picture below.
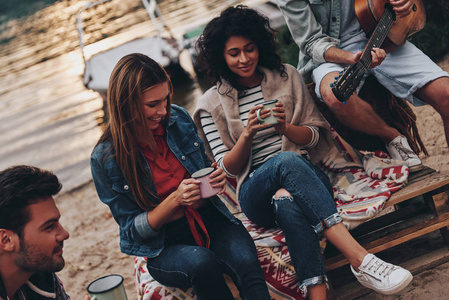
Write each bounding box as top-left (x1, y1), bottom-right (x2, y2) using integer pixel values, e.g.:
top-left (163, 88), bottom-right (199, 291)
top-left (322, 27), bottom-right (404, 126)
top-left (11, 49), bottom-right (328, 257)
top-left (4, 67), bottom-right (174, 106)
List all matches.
top-left (409, 0), bottom-right (449, 61)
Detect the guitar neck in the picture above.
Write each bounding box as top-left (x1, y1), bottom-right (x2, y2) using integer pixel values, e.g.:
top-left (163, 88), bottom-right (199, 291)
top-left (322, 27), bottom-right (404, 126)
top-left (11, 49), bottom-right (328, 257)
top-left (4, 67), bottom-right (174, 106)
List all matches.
top-left (332, 1), bottom-right (424, 102)
top-left (358, 5), bottom-right (396, 70)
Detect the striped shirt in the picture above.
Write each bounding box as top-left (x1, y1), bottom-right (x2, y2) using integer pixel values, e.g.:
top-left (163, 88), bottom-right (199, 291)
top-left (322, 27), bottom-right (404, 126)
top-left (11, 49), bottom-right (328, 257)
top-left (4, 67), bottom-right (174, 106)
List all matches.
top-left (199, 85), bottom-right (319, 176)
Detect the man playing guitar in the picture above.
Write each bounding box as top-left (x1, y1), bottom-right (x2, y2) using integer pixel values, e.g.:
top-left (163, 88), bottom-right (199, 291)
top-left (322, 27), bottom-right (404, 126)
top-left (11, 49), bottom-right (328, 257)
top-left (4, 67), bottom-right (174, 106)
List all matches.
top-left (277, 0), bottom-right (449, 172)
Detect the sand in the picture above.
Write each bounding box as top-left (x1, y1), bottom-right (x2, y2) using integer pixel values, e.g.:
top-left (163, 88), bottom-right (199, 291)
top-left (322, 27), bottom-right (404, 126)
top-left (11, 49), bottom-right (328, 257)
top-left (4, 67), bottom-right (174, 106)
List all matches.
top-left (55, 55), bottom-right (449, 300)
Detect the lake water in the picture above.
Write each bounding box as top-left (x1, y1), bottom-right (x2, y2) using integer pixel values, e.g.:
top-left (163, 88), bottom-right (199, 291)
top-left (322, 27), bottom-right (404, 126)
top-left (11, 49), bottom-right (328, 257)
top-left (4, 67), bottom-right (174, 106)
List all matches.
top-left (0, 0), bottom-right (269, 192)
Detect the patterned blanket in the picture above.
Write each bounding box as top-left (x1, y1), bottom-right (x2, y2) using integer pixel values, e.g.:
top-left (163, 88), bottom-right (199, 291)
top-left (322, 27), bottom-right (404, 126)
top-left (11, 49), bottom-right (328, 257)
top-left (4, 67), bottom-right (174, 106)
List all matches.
top-left (135, 178), bottom-right (304, 300)
top-left (322, 130), bottom-right (409, 229)
top-left (134, 131), bottom-right (410, 299)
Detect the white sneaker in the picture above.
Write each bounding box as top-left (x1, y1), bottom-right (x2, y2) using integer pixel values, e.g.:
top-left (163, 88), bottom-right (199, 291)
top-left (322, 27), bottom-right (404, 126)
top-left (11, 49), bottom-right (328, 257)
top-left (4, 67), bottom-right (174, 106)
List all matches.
top-left (351, 253), bottom-right (413, 295)
top-left (386, 135), bottom-right (422, 172)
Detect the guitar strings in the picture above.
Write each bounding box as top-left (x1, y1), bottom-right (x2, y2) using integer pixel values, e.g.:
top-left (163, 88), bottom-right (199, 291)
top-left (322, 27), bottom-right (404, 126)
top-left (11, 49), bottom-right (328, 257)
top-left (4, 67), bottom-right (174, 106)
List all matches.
top-left (334, 6), bottom-right (397, 100)
top-left (339, 8), bottom-right (395, 96)
top-left (360, 7), bottom-right (395, 69)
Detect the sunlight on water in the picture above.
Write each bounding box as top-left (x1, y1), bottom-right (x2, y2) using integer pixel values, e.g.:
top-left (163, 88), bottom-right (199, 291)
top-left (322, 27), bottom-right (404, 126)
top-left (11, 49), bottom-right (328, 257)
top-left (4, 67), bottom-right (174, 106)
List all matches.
top-left (0, 0), bottom-right (272, 193)
top-left (0, 0), bottom-right (283, 298)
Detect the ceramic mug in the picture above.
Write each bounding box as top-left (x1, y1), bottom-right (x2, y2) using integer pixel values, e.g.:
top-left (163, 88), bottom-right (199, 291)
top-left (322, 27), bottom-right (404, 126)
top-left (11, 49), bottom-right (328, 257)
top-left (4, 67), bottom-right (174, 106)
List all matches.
top-left (87, 274), bottom-right (128, 300)
top-left (191, 167), bottom-right (221, 198)
top-left (256, 99), bottom-right (279, 125)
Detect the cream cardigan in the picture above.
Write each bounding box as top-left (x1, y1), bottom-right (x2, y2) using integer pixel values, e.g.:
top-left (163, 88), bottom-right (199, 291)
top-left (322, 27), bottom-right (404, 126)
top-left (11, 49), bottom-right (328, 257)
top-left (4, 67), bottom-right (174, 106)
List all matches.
top-left (193, 64), bottom-right (334, 196)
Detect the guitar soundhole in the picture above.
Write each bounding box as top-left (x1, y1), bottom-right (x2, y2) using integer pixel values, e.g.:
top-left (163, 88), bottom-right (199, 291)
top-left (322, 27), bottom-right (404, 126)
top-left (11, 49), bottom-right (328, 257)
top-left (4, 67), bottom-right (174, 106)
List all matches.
top-left (412, 4), bottom-right (417, 12)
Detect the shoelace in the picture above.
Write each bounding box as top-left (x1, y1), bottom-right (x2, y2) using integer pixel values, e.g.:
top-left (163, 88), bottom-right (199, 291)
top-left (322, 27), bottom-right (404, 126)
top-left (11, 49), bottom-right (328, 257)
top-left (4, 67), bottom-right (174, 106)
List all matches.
top-left (364, 257), bottom-right (395, 278)
top-left (392, 141), bottom-right (415, 160)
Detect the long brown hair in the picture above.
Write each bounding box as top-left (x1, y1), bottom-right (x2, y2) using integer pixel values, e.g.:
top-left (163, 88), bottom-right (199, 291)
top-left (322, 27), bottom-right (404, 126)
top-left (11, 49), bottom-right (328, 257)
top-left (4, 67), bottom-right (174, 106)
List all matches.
top-left (97, 53), bottom-right (173, 210)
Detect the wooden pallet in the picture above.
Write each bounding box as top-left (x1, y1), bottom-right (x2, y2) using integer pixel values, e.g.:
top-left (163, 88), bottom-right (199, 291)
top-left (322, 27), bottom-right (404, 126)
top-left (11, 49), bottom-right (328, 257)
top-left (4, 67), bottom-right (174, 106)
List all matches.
top-left (324, 166), bottom-right (449, 271)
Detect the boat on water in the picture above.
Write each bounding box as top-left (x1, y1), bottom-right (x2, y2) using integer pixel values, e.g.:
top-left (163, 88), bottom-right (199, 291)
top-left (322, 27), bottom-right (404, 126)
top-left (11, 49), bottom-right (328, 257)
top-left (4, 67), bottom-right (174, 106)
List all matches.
top-left (76, 0), bottom-right (286, 99)
top-left (76, 0), bottom-right (183, 99)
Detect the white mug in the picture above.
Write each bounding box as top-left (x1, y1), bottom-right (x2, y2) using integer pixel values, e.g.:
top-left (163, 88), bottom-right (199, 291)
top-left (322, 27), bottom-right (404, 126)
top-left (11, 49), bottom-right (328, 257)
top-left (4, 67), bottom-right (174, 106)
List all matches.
top-left (87, 274), bottom-right (128, 300)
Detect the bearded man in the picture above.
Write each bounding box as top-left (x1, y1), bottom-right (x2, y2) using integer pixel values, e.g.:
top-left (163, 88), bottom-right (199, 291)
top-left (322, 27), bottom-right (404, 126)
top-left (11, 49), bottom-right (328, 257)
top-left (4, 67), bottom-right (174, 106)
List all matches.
top-left (0, 165), bottom-right (70, 300)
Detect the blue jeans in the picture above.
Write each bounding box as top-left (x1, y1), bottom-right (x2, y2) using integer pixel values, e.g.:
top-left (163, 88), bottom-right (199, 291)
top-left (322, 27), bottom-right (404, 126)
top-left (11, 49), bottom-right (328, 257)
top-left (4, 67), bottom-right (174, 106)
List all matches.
top-left (239, 152), bottom-right (342, 293)
top-left (146, 203), bottom-right (270, 300)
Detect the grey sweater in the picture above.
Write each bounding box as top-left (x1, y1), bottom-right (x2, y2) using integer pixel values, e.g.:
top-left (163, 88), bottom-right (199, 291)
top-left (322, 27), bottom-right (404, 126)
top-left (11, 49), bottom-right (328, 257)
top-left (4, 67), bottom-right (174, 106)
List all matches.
top-left (193, 64), bottom-right (335, 196)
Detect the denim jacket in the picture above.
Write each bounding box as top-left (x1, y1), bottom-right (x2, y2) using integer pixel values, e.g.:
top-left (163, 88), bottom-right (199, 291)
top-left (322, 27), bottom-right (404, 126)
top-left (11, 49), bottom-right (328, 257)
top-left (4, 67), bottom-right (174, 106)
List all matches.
top-left (276, 0), bottom-right (341, 82)
top-left (90, 105), bottom-right (238, 258)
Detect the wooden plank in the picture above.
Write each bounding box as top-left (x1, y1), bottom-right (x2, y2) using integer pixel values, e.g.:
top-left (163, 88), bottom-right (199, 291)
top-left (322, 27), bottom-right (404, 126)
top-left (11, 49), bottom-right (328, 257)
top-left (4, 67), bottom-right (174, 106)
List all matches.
top-left (348, 201), bottom-right (427, 240)
top-left (352, 210), bottom-right (431, 244)
top-left (363, 215), bottom-right (449, 251)
top-left (324, 201), bottom-right (429, 259)
top-left (440, 227), bottom-right (449, 244)
top-left (423, 185), bottom-right (449, 244)
top-left (326, 169), bottom-right (449, 295)
top-left (325, 212), bottom-right (449, 271)
top-left (408, 165), bottom-right (436, 181)
top-left (423, 187), bottom-right (449, 215)
top-left (386, 172), bottom-right (449, 207)
top-left (433, 191), bottom-right (449, 213)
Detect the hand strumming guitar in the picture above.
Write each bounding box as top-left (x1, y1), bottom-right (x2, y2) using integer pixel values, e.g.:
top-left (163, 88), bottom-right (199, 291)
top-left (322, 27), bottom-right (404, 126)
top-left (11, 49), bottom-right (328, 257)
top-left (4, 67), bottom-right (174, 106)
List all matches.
top-left (389, 0), bottom-right (414, 19)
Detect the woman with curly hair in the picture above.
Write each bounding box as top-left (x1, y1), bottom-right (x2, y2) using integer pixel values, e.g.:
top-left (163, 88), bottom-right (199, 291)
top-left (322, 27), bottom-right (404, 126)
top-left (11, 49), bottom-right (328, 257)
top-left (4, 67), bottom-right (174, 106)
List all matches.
top-left (193, 5), bottom-right (412, 299)
top-left (90, 53), bottom-right (271, 300)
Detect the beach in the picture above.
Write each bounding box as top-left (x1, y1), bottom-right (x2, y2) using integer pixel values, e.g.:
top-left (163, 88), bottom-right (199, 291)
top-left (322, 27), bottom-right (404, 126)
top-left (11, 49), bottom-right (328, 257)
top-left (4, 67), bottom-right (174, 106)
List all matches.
top-left (1, 0), bottom-right (449, 298)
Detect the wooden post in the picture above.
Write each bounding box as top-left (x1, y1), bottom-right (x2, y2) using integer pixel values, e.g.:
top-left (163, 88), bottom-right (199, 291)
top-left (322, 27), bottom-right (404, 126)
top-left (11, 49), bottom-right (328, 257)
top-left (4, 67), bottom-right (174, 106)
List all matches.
top-left (423, 184), bottom-right (449, 244)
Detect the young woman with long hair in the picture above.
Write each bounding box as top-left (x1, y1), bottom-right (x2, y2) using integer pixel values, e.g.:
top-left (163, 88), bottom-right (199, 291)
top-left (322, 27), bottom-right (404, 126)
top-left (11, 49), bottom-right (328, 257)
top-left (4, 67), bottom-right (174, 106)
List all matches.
top-left (90, 53), bottom-right (270, 300)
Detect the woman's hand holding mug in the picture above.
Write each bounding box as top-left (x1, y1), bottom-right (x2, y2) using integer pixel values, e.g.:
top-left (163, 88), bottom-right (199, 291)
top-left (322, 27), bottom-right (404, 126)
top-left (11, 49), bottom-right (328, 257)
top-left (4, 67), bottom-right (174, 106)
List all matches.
top-left (175, 178), bottom-right (201, 206)
top-left (191, 163), bottom-right (224, 198)
top-left (272, 101), bottom-right (286, 133)
top-left (255, 100), bottom-right (280, 126)
top-left (208, 162), bottom-right (227, 195)
top-left (244, 105), bottom-right (271, 139)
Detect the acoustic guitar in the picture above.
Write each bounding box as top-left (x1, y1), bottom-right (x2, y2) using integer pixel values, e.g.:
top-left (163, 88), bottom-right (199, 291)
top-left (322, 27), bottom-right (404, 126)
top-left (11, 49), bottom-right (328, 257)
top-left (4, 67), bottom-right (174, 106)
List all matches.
top-left (331, 0), bottom-right (426, 103)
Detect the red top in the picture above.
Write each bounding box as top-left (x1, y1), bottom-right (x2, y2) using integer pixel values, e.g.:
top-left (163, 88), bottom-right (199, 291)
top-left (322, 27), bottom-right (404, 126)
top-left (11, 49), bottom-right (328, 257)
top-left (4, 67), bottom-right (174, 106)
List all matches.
top-left (139, 124), bottom-right (210, 248)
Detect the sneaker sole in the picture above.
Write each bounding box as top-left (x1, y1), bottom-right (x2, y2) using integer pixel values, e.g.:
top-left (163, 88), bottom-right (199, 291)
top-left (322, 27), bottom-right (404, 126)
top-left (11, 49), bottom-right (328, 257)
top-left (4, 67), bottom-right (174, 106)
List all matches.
top-left (360, 272), bottom-right (413, 295)
top-left (381, 272), bottom-right (413, 295)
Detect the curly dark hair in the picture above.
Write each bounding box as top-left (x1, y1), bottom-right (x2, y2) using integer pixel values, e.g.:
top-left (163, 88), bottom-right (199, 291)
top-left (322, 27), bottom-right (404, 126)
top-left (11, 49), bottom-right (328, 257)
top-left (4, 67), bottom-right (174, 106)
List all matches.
top-left (195, 5), bottom-right (285, 88)
top-left (0, 165), bottom-right (62, 236)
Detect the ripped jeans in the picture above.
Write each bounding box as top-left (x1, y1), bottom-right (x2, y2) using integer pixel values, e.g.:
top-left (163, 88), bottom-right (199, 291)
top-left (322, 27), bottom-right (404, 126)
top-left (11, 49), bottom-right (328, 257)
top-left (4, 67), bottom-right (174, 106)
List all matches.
top-left (239, 151), bottom-right (342, 294)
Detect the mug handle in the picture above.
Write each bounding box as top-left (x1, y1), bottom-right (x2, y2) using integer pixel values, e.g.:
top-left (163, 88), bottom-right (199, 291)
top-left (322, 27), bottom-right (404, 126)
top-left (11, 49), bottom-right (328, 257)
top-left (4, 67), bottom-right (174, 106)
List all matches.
top-left (256, 109), bottom-right (264, 123)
